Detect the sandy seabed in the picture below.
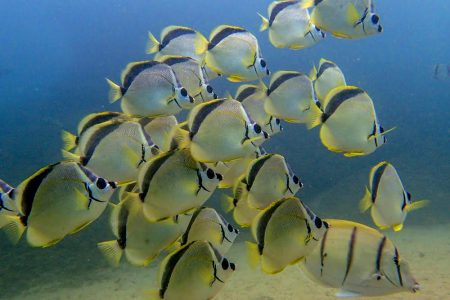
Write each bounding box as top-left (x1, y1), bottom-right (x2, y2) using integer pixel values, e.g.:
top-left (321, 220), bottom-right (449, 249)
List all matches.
top-left (7, 224), bottom-right (450, 300)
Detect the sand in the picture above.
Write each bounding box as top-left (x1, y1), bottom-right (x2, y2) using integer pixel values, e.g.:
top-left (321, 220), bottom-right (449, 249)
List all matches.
top-left (5, 223), bottom-right (449, 300)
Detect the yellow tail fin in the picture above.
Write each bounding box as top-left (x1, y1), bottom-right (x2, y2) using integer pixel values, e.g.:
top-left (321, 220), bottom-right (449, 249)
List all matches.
top-left (257, 13), bottom-right (269, 32)
top-left (169, 124), bottom-right (191, 150)
top-left (309, 65), bottom-right (317, 80)
top-left (405, 199), bottom-right (430, 212)
top-left (245, 241), bottom-right (260, 269)
top-left (220, 194), bottom-right (235, 213)
top-left (305, 102), bottom-right (323, 129)
top-left (61, 149), bottom-right (81, 162)
top-left (194, 32), bottom-right (209, 56)
top-left (359, 187), bottom-right (372, 212)
top-left (300, 0), bottom-right (316, 9)
top-left (2, 215), bottom-right (25, 244)
top-left (97, 240), bottom-right (123, 267)
top-left (61, 130), bottom-right (78, 151)
top-left (105, 78), bottom-right (123, 103)
top-left (146, 32), bottom-right (160, 54)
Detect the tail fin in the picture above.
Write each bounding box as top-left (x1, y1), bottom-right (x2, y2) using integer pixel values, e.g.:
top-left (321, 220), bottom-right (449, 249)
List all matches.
top-left (220, 194), bottom-right (235, 213)
top-left (306, 100), bottom-right (323, 129)
top-left (2, 215), bottom-right (25, 244)
top-left (359, 187), bottom-right (372, 212)
top-left (61, 130), bottom-right (78, 151)
top-left (245, 241), bottom-right (260, 269)
top-left (309, 65), bottom-right (318, 80)
top-left (300, 0), bottom-right (316, 9)
top-left (61, 149), bottom-right (81, 162)
top-left (106, 78), bottom-right (123, 103)
top-left (257, 13), bottom-right (269, 32)
top-left (97, 240), bottom-right (123, 267)
top-left (405, 199), bottom-right (430, 213)
top-left (194, 32), bottom-right (209, 56)
top-left (146, 32), bottom-right (160, 54)
top-left (169, 123), bottom-right (191, 150)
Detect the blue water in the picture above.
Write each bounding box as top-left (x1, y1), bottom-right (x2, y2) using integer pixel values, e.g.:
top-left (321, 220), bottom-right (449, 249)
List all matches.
top-left (1, 0), bottom-right (449, 298)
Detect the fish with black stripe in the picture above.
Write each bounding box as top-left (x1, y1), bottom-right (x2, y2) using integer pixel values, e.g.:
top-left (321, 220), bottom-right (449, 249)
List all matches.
top-left (97, 192), bottom-right (190, 267)
top-left (309, 58), bottom-right (347, 104)
top-left (246, 197), bottom-right (327, 274)
top-left (258, 0), bottom-right (325, 49)
top-left (146, 240), bottom-right (235, 300)
top-left (178, 207), bottom-right (239, 254)
top-left (185, 99), bottom-right (269, 163)
top-left (300, 0), bottom-right (383, 39)
top-left (360, 161), bottom-right (429, 232)
top-left (106, 60), bottom-right (194, 117)
top-left (300, 219), bottom-right (420, 297)
top-left (131, 148), bottom-right (222, 221)
top-left (1, 162), bottom-right (116, 247)
top-left (307, 85), bottom-right (393, 156)
top-left (62, 118), bottom-right (160, 182)
top-left (264, 70), bottom-right (323, 123)
top-left (195, 25), bottom-right (270, 82)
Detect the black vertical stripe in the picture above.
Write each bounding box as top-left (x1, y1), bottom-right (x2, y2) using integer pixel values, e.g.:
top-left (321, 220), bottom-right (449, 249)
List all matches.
top-left (83, 122), bottom-right (122, 165)
top-left (140, 151), bottom-right (174, 201)
top-left (269, 1), bottom-right (298, 26)
top-left (161, 56), bottom-right (192, 66)
top-left (267, 72), bottom-right (302, 95)
top-left (122, 61), bottom-right (161, 90)
top-left (255, 200), bottom-right (284, 254)
top-left (117, 202), bottom-right (129, 249)
top-left (190, 100), bottom-right (224, 139)
top-left (342, 226), bottom-right (357, 285)
top-left (375, 236), bottom-right (387, 273)
top-left (320, 227), bottom-right (329, 276)
top-left (79, 112), bottom-right (122, 136)
top-left (371, 162), bottom-right (388, 203)
top-left (208, 27), bottom-right (247, 50)
top-left (246, 154), bottom-right (274, 191)
top-left (394, 247), bottom-right (403, 287)
top-left (322, 88), bottom-right (365, 123)
top-left (180, 207), bottom-right (205, 245)
top-left (160, 28), bottom-right (195, 50)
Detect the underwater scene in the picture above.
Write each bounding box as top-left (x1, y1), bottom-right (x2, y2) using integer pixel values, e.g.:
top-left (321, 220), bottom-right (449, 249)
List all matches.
top-left (1, 0), bottom-right (449, 299)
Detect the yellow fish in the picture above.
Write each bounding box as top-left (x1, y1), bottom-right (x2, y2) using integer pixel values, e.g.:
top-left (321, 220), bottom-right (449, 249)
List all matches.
top-left (310, 58), bottom-right (347, 104)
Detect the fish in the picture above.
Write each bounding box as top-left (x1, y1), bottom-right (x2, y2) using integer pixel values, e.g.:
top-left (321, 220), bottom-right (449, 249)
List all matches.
top-left (301, 0), bottom-right (383, 39)
top-left (149, 240), bottom-right (235, 300)
top-left (147, 26), bottom-right (208, 62)
top-left (360, 161), bottom-right (429, 232)
top-left (195, 25), bottom-right (270, 82)
top-left (310, 58), bottom-right (347, 104)
top-left (264, 71), bottom-right (323, 123)
top-left (106, 61), bottom-right (194, 117)
top-left (258, 0), bottom-right (325, 49)
top-left (0, 179), bottom-right (18, 229)
top-left (187, 99), bottom-right (269, 163)
top-left (97, 195), bottom-right (190, 267)
top-left (62, 119), bottom-right (160, 182)
top-left (307, 85), bottom-right (393, 157)
top-left (300, 219), bottom-right (420, 297)
top-left (139, 116), bottom-right (179, 152)
top-left (246, 197), bottom-right (327, 274)
top-left (433, 64), bottom-right (450, 81)
top-left (179, 207), bottom-right (239, 254)
top-left (135, 148), bottom-right (222, 221)
top-left (235, 84), bottom-right (283, 139)
top-left (244, 153), bottom-right (303, 209)
top-left (156, 55), bottom-right (218, 107)
top-left (1, 162), bottom-right (116, 247)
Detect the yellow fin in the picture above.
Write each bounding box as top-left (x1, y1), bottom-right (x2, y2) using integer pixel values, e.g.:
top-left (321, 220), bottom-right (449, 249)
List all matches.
top-left (146, 32), bottom-right (160, 54)
top-left (300, 0), bottom-right (315, 9)
top-left (305, 103), bottom-right (323, 130)
top-left (220, 194), bottom-right (235, 213)
top-left (344, 151), bottom-right (365, 157)
top-left (105, 78), bottom-right (123, 103)
top-left (405, 199), bottom-right (430, 212)
top-left (227, 75), bottom-right (246, 83)
top-left (309, 65), bottom-right (317, 80)
top-left (378, 225), bottom-right (390, 230)
top-left (258, 13), bottom-right (269, 32)
top-left (194, 32), bottom-right (209, 55)
top-left (169, 124), bottom-right (191, 150)
top-left (346, 3), bottom-right (360, 25)
top-left (392, 223), bottom-right (403, 232)
top-left (2, 215), bottom-right (25, 244)
top-left (61, 130), bottom-right (78, 151)
top-left (245, 241), bottom-right (260, 269)
top-left (97, 240), bottom-right (123, 267)
top-left (359, 187), bottom-right (372, 212)
top-left (368, 126), bottom-right (396, 140)
top-left (61, 149), bottom-right (81, 162)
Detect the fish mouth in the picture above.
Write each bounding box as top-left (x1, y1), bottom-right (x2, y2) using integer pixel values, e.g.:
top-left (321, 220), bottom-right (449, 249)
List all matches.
top-left (412, 283), bottom-right (420, 293)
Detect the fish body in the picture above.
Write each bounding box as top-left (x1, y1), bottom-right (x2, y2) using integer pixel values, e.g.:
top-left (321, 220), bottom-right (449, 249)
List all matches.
top-left (245, 154), bottom-right (303, 209)
top-left (235, 84), bottom-right (283, 139)
top-left (139, 116), bottom-right (178, 152)
top-left (64, 119), bottom-right (160, 182)
top-left (259, 1), bottom-right (325, 49)
top-left (308, 85), bottom-right (388, 156)
top-left (187, 99), bottom-right (269, 163)
top-left (302, 0), bottom-right (383, 39)
top-left (360, 162), bottom-right (429, 232)
top-left (98, 195), bottom-right (190, 266)
top-left (3, 162), bottom-right (116, 247)
top-left (247, 197), bottom-right (327, 274)
top-left (137, 149), bottom-right (221, 221)
top-left (155, 240), bottom-right (235, 300)
top-left (310, 58), bottom-right (347, 103)
top-left (300, 219), bottom-right (420, 297)
top-left (197, 25), bottom-right (270, 82)
top-left (264, 71), bottom-right (322, 123)
top-left (106, 61), bottom-right (193, 117)
top-left (180, 207), bottom-right (239, 254)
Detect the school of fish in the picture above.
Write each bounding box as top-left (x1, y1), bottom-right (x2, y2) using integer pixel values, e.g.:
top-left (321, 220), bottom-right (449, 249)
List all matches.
top-left (1, 1), bottom-right (429, 299)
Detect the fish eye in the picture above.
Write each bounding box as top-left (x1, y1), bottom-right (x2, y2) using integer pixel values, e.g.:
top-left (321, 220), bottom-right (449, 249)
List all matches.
top-left (221, 258), bottom-right (229, 270)
top-left (227, 224), bottom-right (234, 232)
top-left (206, 85), bottom-right (213, 93)
top-left (371, 14), bottom-right (380, 25)
top-left (275, 118), bottom-right (280, 125)
top-left (180, 88), bottom-right (188, 97)
top-left (293, 175), bottom-right (299, 185)
top-left (96, 178), bottom-right (107, 190)
top-left (253, 124), bottom-right (262, 134)
top-left (314, 217), bottom-right (323, 229)
top-left (230, 262), bottom-right (236, 271)
top-left (260, 59), bottom-right (266, 68)
top-left (206, 168), bottom-right (215, 179)
top-left (216, 173), bottom-right (223, 181)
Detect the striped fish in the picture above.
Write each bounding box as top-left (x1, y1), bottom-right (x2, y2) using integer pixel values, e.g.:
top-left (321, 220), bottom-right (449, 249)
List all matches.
top-left (301, 219), bottom-right (420, 297)
top-left (309, 58), bottom-right (347, 103)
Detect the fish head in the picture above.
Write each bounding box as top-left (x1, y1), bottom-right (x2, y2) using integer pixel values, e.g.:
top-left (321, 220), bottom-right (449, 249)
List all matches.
top-left (266, 116), bottom-right (283, 135)
top-left (199, 163), bottom-right (222, 190)
top-left (254, 57), bottom-right (270, 78)
top-left (175, 86), bottom-right (195, 108)
top-left (216, 255), bottom-right (236, 281)
top-left (286, 163), bottom-right (303, 195)
top-left (310, 24), bottom-right (326, 41)
top-left (199, 82), bottom-right (218, 101)
top-left (144, 143), bottom-right (161, 161)
top-left (375, 123), bottom-right (387, 147)
top-left (0, 188), bottom-right (16, 212)
top-left (381, 250), bottom-right (420, 294)
top-left (246, 122), bottom-right (270, 144)
top-left (363, 12), bottom-right (383, 35)
top-left (221, 217), bottom-right (240, 244)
